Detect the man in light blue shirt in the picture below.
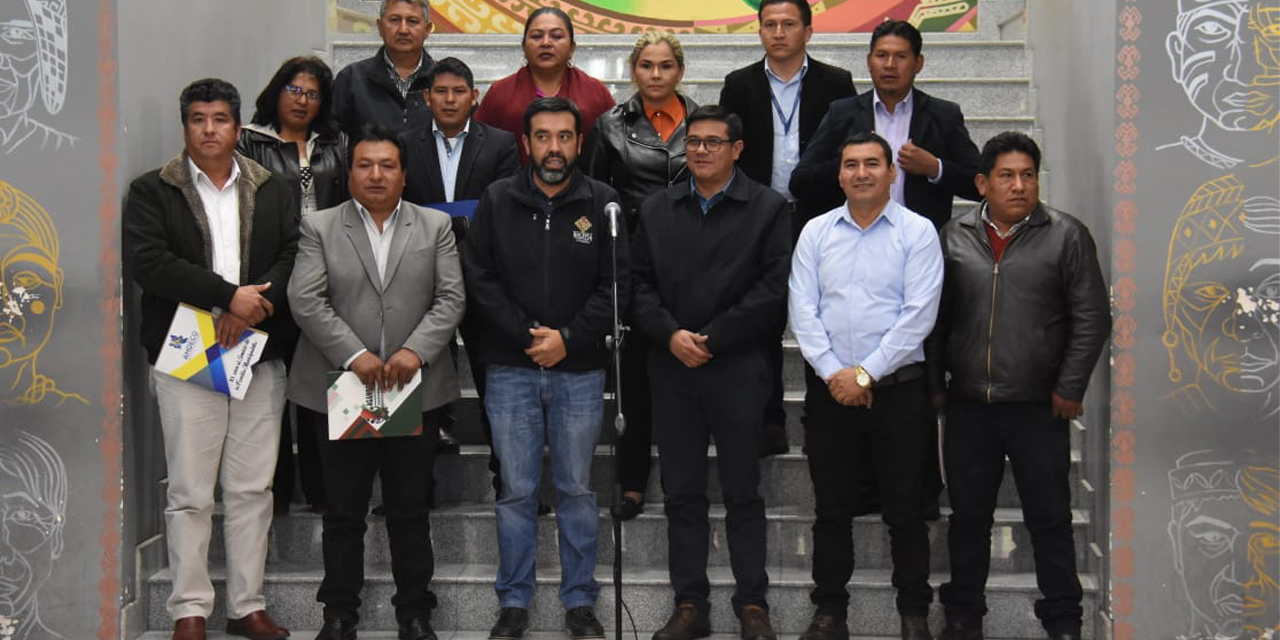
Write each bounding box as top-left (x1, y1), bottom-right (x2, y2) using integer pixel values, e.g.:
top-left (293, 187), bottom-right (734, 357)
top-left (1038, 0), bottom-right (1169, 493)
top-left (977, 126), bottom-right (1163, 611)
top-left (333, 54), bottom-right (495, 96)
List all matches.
top-left (788, 131), bottom-right (942, 640)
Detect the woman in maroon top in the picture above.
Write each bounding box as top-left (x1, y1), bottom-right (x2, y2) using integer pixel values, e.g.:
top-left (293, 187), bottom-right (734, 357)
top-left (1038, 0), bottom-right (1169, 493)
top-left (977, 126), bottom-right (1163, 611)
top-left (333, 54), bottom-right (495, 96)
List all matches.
top-left (474, 7), bottom-right (615, 164)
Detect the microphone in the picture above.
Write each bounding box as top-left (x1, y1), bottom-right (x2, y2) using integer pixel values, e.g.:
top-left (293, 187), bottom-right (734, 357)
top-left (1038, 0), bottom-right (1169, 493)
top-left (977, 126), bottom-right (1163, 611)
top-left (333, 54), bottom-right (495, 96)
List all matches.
top-left (605, 202), bottom-right (621, 239)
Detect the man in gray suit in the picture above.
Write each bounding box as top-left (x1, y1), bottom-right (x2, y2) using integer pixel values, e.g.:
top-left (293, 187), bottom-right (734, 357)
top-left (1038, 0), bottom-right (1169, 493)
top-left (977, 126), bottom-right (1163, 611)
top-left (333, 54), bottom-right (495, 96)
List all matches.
top-left (287, 124), bottom-right (465, 640)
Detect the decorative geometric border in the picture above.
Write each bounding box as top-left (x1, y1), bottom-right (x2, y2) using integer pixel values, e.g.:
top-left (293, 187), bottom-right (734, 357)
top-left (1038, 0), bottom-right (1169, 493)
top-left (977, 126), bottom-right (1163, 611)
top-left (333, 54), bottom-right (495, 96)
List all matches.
top-left (96, 0), bottom-right (122, 637)
top-left (1110, 2), bottom-right (1141, 639)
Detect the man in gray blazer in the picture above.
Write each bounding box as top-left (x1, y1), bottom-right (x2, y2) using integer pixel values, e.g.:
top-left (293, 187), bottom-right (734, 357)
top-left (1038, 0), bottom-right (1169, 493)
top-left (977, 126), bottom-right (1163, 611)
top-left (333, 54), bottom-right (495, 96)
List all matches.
top-left (287, 125), bottom-right (465, 640)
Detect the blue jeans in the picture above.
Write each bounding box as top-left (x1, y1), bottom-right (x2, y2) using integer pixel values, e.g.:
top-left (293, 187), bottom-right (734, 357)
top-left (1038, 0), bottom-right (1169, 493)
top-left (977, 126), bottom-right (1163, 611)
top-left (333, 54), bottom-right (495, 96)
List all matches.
top-left (486, 365), bottom-right (604, 609)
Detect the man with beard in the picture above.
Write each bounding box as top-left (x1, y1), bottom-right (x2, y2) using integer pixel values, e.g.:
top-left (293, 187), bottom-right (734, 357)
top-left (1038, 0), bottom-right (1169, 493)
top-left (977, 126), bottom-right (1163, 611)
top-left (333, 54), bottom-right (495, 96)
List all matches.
top-left (463, 96), bottom-right (625, 640)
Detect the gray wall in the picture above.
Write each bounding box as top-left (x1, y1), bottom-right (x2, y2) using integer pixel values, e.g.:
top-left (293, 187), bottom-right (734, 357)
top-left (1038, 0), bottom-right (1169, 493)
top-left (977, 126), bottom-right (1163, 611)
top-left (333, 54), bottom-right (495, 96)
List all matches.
top-left (1027, 4), bottom-right (1118, 631)
top-left (116, 1), bottom-right (326, 636)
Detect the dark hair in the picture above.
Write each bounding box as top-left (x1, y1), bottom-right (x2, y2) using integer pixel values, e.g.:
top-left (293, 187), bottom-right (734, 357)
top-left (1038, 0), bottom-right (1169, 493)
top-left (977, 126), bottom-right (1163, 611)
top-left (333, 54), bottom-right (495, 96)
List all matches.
top-left (524, 7), bottom-right (575, 42)
top-left (870, 19), bottom-right (923, 56)
top-left (686, 104), bottom-right (744, 142)
top-left (380, 0), bottom-right (430, 17)
top-left (250, 56), bottom-right (337, 137)
top-left (348, 123), bottom-right (407, 168)
top-left (979, 131), bottom-right (1042, 175)
top-left (757, 0), bottom-right (812, 27)
top-left (426, 56), bottom-right (475, 89)
top-left (839, 131), bottom-right (893, 165)
top-left (523, 96), bottom-right (582, 137)
top-left (180, 78), bottom-right (241, 126)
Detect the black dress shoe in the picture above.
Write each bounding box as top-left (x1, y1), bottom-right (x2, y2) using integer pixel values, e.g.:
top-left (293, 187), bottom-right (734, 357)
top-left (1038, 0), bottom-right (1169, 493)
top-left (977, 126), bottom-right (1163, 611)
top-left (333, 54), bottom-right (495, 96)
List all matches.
top-left (758, 422), bottom-right (789, 457)
top-left (398, 616), bottom-right (436, 640)
top-left (737, 605), bottom-right (776, 640)
top-left (314, 617), bottom-right (356, 640)
top-left (436, 431), bottom-right (461, 454)
top-left (613, 495), bottom-right (644, 521)
top-left (565, 606), bottom-right (605, 639)
top-left (901, 615), bottom-right (933, 640)
top-left (653, 603), bottom-right (711, 640)
top-left (799, 611), bottom-right (848, 640)
top-left (489, 607), bottom-right (529, 640)
top-left (939, 618), bottom-right (983, 640)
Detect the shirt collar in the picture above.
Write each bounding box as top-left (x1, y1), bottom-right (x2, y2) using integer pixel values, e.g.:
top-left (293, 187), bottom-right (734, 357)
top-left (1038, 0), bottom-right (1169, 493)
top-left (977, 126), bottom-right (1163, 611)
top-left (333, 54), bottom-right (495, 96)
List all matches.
top-left (354, 198), bottom-right (403, 231)
top-left (872, 88), bottom-right (914, 115)
top-left (980, 201), bottom-right (1030, 239)
top-left (764, 55), bottom-right (809, 85)
top-left (840, 197), bottom-right (900, 231)
top-left (689, 170), bottom-right (737, 212)
top-left (383, 48), bottom-right (426, 77)
top-left (187, 154), bottom-right (240, 191)
top-left (643, 94), bottom-right (682, 120)
top-left (432, 117), bottom-right (472, 140)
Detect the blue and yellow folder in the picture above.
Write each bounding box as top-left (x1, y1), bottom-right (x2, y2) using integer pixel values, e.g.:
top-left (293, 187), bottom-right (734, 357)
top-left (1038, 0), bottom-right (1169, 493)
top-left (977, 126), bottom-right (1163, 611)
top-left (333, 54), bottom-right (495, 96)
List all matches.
top-left (153, 304), bottom-right (268, 400)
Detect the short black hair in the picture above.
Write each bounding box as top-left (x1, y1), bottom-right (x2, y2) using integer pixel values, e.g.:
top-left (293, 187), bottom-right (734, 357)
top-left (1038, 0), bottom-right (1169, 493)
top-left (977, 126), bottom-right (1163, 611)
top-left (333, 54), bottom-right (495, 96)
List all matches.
top-left (757, 0), bottom-right (812, 27)
top-left (979, 131), bottom-right (1042, 175)
top-left (348, 123), bottom-right (407, 168)
top-left (870, 19), bottom-right (922, 57)
top-left (380, 0), bottom-right (429, 17)
top-left (180, 78), bottom-right (241, 126)
top-left (686, 104), bottom-right (744, 142)
top-left (523, 96), bottom-right (582, 137)
top-left (524, 7), bottom-right (575, 42)
top-left (251, 56), bottom-right (337, 137)
top-left (839, 130), bottom-right (893, 165)
top-left (426, 56), bottom-right (475, 89)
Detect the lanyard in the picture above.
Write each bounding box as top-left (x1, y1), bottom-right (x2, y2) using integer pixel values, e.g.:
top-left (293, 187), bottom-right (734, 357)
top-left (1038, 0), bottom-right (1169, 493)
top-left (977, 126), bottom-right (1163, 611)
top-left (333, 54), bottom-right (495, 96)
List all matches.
top-left (770, 83), bottom-right (801, 135)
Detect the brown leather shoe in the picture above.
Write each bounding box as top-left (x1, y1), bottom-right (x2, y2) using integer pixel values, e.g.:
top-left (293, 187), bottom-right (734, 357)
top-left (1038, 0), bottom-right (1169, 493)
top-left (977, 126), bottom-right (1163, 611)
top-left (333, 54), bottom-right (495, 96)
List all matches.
top-left (227, 610), bottom-right (291, 640)
top-left (652, 603), bottom-right (711, 640)
top-left (172, 617), bottom-right (206, 640)
top-left (738, 605), bottom-right (776, 640)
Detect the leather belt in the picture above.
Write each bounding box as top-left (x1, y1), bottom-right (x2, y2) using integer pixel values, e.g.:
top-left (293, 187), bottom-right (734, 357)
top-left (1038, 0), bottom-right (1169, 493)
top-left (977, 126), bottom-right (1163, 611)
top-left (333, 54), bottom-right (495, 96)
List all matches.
top-left (875, 362), bottom-right (925, 387)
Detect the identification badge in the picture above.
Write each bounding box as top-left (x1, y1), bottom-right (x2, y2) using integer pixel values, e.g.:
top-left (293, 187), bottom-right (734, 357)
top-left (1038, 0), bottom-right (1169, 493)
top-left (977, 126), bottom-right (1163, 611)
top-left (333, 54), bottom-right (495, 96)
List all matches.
top-left (572, 215), bottom-right (594, 244)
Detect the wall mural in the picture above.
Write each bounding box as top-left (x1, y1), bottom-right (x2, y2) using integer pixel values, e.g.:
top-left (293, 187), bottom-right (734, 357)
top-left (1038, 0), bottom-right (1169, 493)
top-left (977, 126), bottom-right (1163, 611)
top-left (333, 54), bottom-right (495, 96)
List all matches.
top-left (332, 0), bottom-right (979, 34)
top-left (0, 180), bottom-right (84, 407)
top-left (1167, 451), bottom-right (1279, 640)
top-left (1113, 0), bottom-right (1279, 638)
top-left (0, 0), bottom-right (73, 155)
top-left (0, 431), bottom-right (68, 640)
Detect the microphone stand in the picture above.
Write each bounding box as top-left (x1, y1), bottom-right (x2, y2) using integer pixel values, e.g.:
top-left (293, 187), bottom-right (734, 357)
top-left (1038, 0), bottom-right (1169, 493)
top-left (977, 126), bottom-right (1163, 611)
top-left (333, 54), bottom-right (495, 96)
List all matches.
top-left (605, 206), bottom-right (627, 640)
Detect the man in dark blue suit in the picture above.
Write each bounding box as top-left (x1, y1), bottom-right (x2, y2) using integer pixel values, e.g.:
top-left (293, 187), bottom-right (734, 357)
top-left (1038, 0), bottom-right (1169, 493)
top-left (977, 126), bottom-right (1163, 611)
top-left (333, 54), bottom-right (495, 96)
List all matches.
top-left (789, 19), bottom-right (981, 230)
top-left (719, 0), bottom-right (855, 457)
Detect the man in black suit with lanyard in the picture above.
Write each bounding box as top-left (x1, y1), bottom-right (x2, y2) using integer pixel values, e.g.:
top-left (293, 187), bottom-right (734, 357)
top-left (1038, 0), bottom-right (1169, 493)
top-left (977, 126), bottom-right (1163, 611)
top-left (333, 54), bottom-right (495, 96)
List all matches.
top-left (719, 0), bottom-right (855, 457)
top-left (401, 56), bottom-right (520, 467)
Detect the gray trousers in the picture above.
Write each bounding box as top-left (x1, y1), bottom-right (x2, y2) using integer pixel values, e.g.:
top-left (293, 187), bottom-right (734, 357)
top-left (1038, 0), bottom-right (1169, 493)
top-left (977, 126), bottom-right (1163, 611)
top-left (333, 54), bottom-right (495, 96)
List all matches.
top-left (151, 359), bottom-right (286, 620)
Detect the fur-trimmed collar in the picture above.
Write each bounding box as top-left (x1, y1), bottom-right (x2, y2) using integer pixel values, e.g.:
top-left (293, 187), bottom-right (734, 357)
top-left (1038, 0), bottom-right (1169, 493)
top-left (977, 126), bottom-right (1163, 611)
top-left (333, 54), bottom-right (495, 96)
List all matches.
top-left (158, 151), bottom-right (273, 284)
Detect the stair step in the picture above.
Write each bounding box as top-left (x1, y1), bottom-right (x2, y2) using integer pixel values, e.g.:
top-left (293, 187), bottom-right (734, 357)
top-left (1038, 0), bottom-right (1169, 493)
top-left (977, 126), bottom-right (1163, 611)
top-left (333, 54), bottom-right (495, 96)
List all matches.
top-left (209, 504), bottom-right (1092, 573)
top-left (413, 446), bottom-right (1087, 509)
top-left (141, 632), bottom-right (905, 640)
top-left (146, 564), bottom-right (1096, 638)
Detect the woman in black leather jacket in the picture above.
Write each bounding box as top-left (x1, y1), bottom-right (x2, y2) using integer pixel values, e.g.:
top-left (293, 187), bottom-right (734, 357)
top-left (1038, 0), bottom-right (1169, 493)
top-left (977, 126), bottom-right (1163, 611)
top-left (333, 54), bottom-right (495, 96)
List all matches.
top-left (238, 56), bottom-right (348, 220)
top-left (237, 56), bottom-right (348, 515)
top-left (582, 32), bottom-right (696, 520)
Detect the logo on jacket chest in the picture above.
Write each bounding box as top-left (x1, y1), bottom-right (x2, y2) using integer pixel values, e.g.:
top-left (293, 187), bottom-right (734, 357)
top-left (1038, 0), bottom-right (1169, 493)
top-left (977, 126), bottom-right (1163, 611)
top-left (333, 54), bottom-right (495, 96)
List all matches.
top-left (573, 216), bottom-right (594, 244)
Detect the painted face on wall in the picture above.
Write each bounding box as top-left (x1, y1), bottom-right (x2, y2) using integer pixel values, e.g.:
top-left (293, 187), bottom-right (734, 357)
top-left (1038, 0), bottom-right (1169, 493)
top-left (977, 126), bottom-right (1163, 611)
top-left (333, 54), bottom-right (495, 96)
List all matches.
top-left (0, 441), bottom-right (64, 620)
top-left (1166, 0), bottom-right (1280, 133)
top-left (0, 2), bottom-right (41, 119)
top-left (0, 226), bottom-right (61, 371)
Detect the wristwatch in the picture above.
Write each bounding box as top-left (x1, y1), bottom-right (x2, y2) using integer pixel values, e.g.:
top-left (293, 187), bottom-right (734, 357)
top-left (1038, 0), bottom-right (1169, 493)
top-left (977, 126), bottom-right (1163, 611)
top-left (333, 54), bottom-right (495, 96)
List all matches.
top-left (854, 365), bottom-right (874, 388)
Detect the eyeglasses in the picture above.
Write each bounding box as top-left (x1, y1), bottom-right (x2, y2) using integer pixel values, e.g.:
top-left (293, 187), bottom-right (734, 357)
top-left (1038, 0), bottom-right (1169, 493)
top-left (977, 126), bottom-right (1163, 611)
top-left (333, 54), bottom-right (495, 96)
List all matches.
top-left (284, 84), bottom-right (322, 101)
top-left (685, 136), bottom-right (731, 152)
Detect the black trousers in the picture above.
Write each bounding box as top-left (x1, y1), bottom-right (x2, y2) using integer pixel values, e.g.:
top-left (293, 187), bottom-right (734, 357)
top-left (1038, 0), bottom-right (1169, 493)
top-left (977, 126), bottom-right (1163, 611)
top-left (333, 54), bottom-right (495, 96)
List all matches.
top-left (311, 406), bottom-right (439, 622)
top-left (274, 401), bottom-right (327, 509)
top-left (803, 369), bottom-right (933, 616)
top-left (650, 349), bottom-right (769, 614)
top-left (616, 334), bottom-right (654, 494)
top-left (939, 400), bottom-right (1083, 635)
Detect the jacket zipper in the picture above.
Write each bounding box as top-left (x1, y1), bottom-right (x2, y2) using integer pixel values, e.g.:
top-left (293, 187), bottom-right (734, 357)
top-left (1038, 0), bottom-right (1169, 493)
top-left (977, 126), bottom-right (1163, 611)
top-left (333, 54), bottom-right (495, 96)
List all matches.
top-left (986, 261), bottom-right (998, 403)
top-left (541, 204), bottom-right (552, 362)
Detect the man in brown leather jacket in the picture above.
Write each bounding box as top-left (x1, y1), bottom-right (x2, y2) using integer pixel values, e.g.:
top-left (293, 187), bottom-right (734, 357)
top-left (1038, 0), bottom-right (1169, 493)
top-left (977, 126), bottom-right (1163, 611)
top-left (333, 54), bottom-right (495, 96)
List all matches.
top-left (930, 132), bottom-right (1109, 640)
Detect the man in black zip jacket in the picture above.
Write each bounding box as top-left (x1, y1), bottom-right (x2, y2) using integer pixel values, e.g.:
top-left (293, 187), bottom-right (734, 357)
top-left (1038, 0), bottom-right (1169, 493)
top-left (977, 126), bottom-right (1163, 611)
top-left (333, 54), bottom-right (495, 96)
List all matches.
top-left (930, 133), bottom-right (1109, 640)
top-left (462, 97), bottom-right (624, 640)
top-left (632, 105), bottom-right (791, 640)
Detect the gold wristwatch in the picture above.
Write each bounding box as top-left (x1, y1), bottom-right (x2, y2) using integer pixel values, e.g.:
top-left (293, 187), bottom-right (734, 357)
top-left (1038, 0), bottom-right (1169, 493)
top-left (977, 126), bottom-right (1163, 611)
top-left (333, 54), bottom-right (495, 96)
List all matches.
top-left (854, 365), bottom-right (874, 388)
